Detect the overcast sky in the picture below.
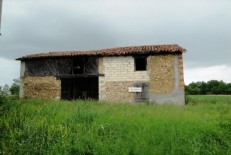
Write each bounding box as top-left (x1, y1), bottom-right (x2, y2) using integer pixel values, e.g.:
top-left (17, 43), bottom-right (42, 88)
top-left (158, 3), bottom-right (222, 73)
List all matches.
top-left (0, 0), bottom-right (231, 86)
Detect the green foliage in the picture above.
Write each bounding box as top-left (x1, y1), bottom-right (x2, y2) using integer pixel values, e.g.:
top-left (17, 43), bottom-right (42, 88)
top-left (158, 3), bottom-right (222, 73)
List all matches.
top-left (10, 83), bottom-right (20, 96)
top-left (10, 79), bottom-right (20, 97)
top-left (1, 97), bottom-right (231, 154)
top-left (186, 80), bottom-right (231, 95)
top-left (0, 94), bottom-right (7, 106)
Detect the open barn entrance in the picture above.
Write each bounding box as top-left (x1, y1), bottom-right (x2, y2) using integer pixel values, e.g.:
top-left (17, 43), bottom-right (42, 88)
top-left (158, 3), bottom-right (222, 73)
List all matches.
top-left (61, 77), bottom-right (98, 100)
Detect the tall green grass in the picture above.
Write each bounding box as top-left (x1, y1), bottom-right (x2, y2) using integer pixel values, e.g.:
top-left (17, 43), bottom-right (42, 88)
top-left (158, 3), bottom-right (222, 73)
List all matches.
top-left (1, 96), bottom-right (231, 155)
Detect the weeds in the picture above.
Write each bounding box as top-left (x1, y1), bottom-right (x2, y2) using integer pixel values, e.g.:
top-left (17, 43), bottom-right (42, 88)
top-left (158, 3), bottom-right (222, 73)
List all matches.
top-left (1, 96), bottom-right (231, 154)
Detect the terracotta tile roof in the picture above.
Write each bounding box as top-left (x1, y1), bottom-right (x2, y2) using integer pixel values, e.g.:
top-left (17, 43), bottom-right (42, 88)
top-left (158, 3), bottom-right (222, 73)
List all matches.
top-left (16, 44), bottom-right (186, 60)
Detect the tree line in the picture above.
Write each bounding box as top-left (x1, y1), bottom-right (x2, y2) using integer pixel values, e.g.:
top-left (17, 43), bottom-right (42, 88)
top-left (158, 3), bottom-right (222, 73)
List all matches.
top-left (185, 80), bottom-right (231, 95)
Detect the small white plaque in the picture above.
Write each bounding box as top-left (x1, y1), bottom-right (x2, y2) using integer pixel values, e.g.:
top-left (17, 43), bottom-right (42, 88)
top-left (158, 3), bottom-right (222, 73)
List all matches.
top-left (128, 87), bottom-right (142, 92)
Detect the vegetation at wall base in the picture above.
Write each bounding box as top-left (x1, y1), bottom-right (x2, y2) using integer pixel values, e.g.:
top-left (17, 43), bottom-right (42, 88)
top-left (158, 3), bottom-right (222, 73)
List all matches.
top-left (1, 95), bottom-right (231, 155)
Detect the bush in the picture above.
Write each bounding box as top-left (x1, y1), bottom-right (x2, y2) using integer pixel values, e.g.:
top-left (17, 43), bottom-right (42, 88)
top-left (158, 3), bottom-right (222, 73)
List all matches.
top-left (0, 94), bottom-right (7, 106)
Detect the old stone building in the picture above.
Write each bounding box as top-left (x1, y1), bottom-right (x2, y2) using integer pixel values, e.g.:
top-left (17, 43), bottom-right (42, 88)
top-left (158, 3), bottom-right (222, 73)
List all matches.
top-left (17, 44), bottom-right (186, 104)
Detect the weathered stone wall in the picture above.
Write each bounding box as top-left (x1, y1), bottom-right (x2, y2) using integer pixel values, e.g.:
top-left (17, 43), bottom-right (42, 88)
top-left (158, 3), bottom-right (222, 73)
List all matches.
top-left (147, 54), bottom-right (185, 105)
top-left (21, 76), bottom-right (61, 99)
top-left (99, 56), bottom-right (149, 102)
top-left (99, 55), bottom-right (185, 104)
top-left (19, 54), bottom-right (184, 104)
top-left (98, 57), bottom-right (104, 74)
top-left (105, 81), bottom-right (134, 102)
top-left (178, 55), bottom-right (185, 91)
top-left (147, 55), bottom-right (175, 94)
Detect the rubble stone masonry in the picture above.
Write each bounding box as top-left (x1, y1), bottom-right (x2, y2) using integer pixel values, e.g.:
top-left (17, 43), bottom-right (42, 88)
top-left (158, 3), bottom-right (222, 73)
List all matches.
top-left (147, 54), bottom-right (185, 104)
top-left (105, 81), bottom-right (134, 102)
top-left (21, 76), bottom-right (61, 99)
top-left (147, 55), bottom-right (175, 94)
top-left (178, 55), bottom-right (185, 91)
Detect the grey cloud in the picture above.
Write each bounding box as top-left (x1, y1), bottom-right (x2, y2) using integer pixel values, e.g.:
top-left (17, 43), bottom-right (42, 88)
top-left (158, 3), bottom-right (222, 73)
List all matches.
top-left (1, 2), bottom-right (117, 59)
top-left (0, 0), bottom-right (230, 68)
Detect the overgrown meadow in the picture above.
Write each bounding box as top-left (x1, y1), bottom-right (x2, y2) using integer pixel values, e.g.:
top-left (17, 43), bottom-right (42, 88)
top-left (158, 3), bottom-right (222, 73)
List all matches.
top-left (1, 95), bottom-right (231, 155)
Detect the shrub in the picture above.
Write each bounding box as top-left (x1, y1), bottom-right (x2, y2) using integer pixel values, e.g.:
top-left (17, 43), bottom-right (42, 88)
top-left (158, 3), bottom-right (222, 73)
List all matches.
top-left (0, 94), bottom-right (7, 106)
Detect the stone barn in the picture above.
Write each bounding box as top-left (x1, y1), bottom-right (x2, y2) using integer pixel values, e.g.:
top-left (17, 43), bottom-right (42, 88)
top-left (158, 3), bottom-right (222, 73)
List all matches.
top-left (16, 44), bottom-right (186, 104)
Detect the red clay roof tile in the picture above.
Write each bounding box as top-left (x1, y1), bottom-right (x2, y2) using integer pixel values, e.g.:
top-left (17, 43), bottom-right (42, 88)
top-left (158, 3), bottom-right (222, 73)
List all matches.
top-left (16, 44), bottom-right (186, 60)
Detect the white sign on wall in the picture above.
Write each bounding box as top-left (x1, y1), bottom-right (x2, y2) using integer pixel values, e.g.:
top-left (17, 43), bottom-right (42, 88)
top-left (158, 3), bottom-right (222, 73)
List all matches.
top-left (128, 87), bottom-right (142, 92)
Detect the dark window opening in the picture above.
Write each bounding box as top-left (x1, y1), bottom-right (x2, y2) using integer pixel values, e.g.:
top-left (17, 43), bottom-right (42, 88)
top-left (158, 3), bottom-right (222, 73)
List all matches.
top-left (73, 57), bottom-right (84, 74)
top-left (135, 57), bottom-right (147, 71)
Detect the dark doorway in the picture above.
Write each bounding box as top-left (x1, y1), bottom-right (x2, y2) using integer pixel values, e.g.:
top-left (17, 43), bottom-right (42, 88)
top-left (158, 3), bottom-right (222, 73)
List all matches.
top-left (61, 77), bottom-right (98, 100)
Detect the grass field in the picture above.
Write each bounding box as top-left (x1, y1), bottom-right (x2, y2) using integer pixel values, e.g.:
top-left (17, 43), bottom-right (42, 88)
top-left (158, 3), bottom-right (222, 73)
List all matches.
top-left (1, 96), bottom-right (231, 155)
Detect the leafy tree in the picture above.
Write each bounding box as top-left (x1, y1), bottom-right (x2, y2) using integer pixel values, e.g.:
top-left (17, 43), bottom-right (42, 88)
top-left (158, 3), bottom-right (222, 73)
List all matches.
top-left (207, 80), bottom-right (220, 94)
top-left (218, 81), bottom-right (227, 94)
top-left (200, 81), bottom-right (207, 95)
top-left (191, 87), bottom-right (200, 95)
top-left (186, 82), bottom-right (203, 95)
top-left (186, 80), bottom-right (231, 95)
top-left (10, 79), bottom-right (20, 96)
top-left (226, 83), bottom-right (231, 94)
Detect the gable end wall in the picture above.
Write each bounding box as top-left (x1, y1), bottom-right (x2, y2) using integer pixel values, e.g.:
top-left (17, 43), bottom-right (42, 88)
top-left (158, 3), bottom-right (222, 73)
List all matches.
top-left (148, 54), bottom-right (185, 104)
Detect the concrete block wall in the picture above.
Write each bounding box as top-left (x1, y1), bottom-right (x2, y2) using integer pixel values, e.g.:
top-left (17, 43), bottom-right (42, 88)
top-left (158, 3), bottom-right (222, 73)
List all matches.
top-left (104, 56), bottom-right (149, 82)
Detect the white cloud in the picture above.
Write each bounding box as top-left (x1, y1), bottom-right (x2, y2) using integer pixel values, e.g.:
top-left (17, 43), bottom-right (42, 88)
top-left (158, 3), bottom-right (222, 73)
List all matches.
top-left (0, 57), bottom-right (20, 86)
top-left (184, 65), bottom-right (231, 84)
